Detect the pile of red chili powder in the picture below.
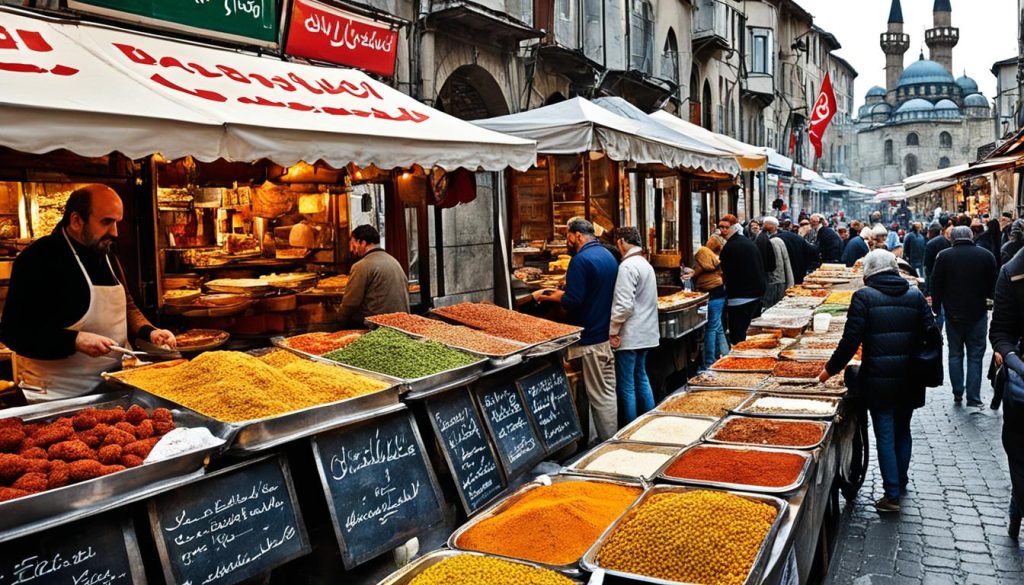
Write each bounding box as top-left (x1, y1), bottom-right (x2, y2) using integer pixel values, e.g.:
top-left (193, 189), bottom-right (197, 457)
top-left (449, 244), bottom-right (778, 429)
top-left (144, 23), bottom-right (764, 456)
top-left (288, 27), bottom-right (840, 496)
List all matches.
top-left (712, 418), bottom-right (824, 447)
top-left (663, 445), bottom-right (806, 488)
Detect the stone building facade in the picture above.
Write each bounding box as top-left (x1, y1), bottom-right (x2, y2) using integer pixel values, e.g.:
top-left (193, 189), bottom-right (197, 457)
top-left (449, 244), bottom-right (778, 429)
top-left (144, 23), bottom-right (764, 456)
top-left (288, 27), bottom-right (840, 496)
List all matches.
top-left (852, 0), bottom-right (992, 187)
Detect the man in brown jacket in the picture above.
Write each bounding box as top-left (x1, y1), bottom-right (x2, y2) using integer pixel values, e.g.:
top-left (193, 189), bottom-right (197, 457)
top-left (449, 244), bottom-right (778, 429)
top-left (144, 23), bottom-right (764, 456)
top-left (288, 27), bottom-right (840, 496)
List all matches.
top-left (338, 225), bottom-right (410, 327)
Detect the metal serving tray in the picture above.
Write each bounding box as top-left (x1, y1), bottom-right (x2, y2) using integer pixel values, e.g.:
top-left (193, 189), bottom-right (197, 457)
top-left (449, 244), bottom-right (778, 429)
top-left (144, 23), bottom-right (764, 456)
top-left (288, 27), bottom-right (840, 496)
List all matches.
top-left (733, 393), bottom-right (841, 421)
top-left (563, 440), bottom-right (682, 482)
top-left (613, 413), bottom-right (718, 447)
top-left (447, 473), bottom-right (644, 575)
top-left (376, 549), bottom-right (585, 585)
top-left (523, 331), bottom-right (582, 358)
top-left (655, 443), bottom-right (813, 495)
top-left (364, 319), bottom-right (532, 364)
top-left (103, 359), bottom-right (404, 453)
top-left (657, 292), bottom-right (710, 314)
top-left (703, 415), bottom-right (832, 451)
top-left (271, 336), bottom-right (489, 396)
top-left (656, 388), bottom-right (756, 418)
top-left (580, 485), bottom-right (789, 585)
top-left (428, 308), bottom-right (584, 353)
top-left (0, 393), bottom-right (223, 542)
top-left (756, 379), bottom-right (848, 397)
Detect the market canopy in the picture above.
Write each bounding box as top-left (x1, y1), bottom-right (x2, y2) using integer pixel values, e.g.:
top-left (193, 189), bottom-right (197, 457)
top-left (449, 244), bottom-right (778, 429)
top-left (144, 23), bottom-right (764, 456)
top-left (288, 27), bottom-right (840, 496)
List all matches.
top-left (648, 110), bottom-right (768, 171)
top-left (903, 164), bottom-right (970, 190)
top-left (0, 7), bottom-right (536, 171)
top-left (473, 97), bottom-right (739, 175)
top-left (766, 149), bottom-right (795, 175)
top-left (799, 167), bottom-right (847, 192)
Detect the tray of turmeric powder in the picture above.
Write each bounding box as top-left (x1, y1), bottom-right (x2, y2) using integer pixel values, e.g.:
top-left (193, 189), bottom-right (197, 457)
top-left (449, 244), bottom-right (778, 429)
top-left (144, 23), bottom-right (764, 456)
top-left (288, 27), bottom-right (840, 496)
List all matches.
top-left (103, 349), bottom-right (403, 453)
top-left (448, 474), bottom-right (644, 574)
top-left (581, 485), bottom-right (788, 585)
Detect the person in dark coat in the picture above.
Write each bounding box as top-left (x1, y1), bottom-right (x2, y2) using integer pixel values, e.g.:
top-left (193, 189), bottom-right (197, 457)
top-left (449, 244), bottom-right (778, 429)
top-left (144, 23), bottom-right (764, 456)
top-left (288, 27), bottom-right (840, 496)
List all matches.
top-left (924, 225), bottom-right (952, 301)
top-left (842, 226), bottom-right (871, 267)
top-left (777, 220), bottom-right (816, 284)
top-left (977, 219), bottom-right (1004, 266)
top-left (902, 222), bottom-right (927, 276)
top-left (753, 224), bottom-right (777, 275)
top-left (1001, 212), bottom-right (1014, 247)
top-left (931, 226), bottom-right (998, 406)
top-left (988, 247), bottom-right (1024, 539)
top-left (812, 214), bottom-right (843, 264)
top-left (1002, 219), bottom-right (1024, 265)
top-left (718, 214), bottom-right (766, 344)
top-left (819, 250), bottom-right (936, 513)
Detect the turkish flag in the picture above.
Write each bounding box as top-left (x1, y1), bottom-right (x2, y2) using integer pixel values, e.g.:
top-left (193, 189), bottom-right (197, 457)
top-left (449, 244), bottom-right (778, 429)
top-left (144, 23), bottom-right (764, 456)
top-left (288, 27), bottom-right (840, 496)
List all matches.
top-left (808, 72), bottom-right (837, 160)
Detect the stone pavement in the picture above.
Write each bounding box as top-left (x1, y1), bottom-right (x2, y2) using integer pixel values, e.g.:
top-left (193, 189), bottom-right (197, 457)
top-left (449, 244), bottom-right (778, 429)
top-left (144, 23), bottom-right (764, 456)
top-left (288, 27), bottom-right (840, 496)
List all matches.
top-left (826, 341), bottom-right (1024, 585)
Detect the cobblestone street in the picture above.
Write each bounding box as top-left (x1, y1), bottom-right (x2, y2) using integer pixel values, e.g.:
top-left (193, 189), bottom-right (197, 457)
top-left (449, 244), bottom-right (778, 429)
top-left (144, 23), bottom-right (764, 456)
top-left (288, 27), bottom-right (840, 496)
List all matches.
top-left (827, 342), bottom-right (1024, 584)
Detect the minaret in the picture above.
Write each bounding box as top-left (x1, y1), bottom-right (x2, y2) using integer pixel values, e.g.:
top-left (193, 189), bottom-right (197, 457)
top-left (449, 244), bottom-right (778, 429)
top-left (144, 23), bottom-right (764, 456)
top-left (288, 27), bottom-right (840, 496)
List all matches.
top-left (880, 0), bottom-right (910, 103)
top-left (926, 0), bottom-right (959, 73)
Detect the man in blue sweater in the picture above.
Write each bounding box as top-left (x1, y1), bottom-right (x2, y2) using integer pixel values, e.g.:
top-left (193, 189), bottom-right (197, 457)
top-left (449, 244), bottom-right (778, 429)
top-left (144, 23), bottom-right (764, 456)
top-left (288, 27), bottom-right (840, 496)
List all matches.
top-left (533, 218), bottom-right (619, 441)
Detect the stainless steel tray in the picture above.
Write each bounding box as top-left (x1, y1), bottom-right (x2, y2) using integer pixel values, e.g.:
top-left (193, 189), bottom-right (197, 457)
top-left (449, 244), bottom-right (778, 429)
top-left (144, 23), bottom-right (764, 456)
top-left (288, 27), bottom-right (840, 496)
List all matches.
top-left (733, 393), bottom-right (841, 420)
top-left (657, 293), bottom-right (710, 314)
top-left (757, 380), bottom-right (848, 396)
top-left (103, 360), bottom-right (404, 453)
top-left (447, 473), bottom-right (644, 575)
top-left (580, 485), bottom-right (789, 585)
top-left (613, 413), bottom-right (718, 447)
top-left (272, 336), bottom-right (489, 395)
top-left (364, 320), bottom-right (532, 361)
top-left (376, 549), bottom-right (585, 585)
top-left (655, 444), bottom-right (812, 495)
top-left (703, 415), bottom-right (833, 451)
top-left (655, 388), bottom-right (756, 418)
top-left (563, 440), bottom-right (681, 482)
top-left (523, 331), bottom-right (581, 358)
top-left (0, 393), bottom-right (223, 542)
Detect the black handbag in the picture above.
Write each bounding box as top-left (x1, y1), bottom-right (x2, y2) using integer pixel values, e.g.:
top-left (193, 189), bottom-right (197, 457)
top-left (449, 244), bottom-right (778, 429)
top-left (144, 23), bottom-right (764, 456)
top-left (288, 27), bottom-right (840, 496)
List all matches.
top-left (913, 324), bottom-right (944, 388)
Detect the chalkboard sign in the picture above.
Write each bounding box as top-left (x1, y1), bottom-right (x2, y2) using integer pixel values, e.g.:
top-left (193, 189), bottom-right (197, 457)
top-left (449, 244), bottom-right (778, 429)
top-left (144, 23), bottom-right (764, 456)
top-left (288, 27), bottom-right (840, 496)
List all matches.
top-left (426, 389), bottom-right (506, 514)
top-left (311, 409), bottom-right (444, 568)
top-left (517, 362), bottom-right (582, 452)
top-left (475, 382), bottom-right (546, 478)
top-left (0, 513), bottom-right (144, 585)
top-left (148, 455), bottom-right (310, 585)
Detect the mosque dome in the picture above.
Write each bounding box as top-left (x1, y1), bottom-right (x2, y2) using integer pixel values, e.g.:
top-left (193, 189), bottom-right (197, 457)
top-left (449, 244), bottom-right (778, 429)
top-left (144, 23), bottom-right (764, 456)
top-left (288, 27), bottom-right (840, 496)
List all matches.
top-left (897, 59), bottom-right (955, 87)
top-left (866, 86), bottom-right (887, 98)
top-left (895, 98), bottom-right (935, 113)
top-left (964, 94), bottom-right (989, 108)
top-left (955, 75), bottom-right (979, 95)
top-left (935, 99), bottom-right (959, 111)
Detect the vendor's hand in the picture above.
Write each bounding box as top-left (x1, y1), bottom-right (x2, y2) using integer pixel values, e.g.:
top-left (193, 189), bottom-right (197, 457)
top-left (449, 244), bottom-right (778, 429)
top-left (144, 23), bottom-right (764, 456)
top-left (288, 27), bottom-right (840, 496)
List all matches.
top-left (995, 352), bottom-right (1004, 367)
top-left (76, 331), bottom-right (117, 357)
top-left (532, 289), bottom-right (554, 302)
top-left (609, 335), bottom-right (621, 349)
top-left (818, 369), bottom-right (831, 383)
top-left (150, 329), bottom-right (177, 349)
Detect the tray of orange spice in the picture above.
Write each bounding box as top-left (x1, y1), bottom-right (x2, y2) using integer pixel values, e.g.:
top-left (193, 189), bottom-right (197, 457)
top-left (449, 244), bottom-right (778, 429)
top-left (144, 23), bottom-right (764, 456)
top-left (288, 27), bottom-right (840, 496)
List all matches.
top-left (709, 356), bottom-right (778, 373)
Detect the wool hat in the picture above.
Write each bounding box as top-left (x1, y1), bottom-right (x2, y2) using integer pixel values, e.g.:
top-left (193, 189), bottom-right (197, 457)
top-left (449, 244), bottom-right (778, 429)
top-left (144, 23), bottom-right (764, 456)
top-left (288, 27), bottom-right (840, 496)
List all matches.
top-left (862, 249), bottom-right (899, 280)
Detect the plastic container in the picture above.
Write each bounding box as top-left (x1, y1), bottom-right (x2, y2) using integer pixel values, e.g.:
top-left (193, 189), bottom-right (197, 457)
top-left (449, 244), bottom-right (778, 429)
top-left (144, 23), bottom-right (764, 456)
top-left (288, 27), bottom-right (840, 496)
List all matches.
top-left (812, 313), bottom-right (832, 333)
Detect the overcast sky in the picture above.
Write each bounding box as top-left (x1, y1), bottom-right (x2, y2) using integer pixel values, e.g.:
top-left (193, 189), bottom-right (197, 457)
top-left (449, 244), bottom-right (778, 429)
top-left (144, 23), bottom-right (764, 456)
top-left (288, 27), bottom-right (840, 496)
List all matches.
top-left (795, 0), bottom-right (1017, 110)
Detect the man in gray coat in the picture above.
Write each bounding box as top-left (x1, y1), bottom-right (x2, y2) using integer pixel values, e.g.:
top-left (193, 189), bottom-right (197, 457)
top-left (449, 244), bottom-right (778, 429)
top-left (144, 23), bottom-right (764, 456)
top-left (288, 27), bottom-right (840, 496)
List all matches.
top-left (609, 227), bottom-right (660, 423)
top-left (762, 217), bottom-right (795, 308)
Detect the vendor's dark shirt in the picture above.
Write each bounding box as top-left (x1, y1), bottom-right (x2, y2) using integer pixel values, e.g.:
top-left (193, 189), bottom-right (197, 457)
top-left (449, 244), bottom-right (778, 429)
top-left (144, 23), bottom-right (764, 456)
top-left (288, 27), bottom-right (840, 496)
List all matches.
top-left (561, 240), bottom-right (618, 346)
top-left (1, 228), bottom-right (153, 360)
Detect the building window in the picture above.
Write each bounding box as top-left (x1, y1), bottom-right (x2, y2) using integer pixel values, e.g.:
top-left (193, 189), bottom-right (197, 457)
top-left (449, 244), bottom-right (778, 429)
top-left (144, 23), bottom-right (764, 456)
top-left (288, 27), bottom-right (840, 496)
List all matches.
top-left (629, 0), bottom-right (655, 75)
top-left (939, 156), bottom-right (951, 169)
top-left (907, 133), bottom-right (919, 146)
top-left (940, 132), bottom-right (952, 148)
top-left (884, 140), bottom-right (894, 165)
top-left (661, 29), bottom-right (679, 84)
top-left (689, 68), bottom-right (701, 125)
top-left (750, 28), bottom-right (773, 74)
top-left (905, 154), bottom-right (918, 177)
top-left (702, 80), bottom-right (713, 131)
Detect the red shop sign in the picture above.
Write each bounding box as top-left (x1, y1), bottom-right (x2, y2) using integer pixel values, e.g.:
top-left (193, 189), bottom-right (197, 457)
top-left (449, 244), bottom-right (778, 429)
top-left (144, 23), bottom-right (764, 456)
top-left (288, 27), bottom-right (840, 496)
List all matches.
top-left (285, 0), bottom-right (398, 77)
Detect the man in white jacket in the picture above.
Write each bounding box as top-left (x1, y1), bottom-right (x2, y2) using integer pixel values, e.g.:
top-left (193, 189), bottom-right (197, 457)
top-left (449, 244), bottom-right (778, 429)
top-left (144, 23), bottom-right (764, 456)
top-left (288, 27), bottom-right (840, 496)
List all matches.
top-left (762, 217), bottom-right (795, 308)
top-left (609, 227), bottom-right (661, 423)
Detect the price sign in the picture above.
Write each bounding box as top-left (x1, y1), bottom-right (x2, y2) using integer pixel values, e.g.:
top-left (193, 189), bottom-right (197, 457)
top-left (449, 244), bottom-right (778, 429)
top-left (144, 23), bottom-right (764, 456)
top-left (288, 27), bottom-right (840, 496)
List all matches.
top-left (516, 361), bottom-right (582, 452)
top-left (474, 381), bottom-right (546, 478)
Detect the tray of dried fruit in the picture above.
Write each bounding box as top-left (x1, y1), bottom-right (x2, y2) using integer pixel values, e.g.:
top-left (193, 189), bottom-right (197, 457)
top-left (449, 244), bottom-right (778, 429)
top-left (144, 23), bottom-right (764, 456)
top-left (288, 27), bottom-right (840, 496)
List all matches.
top-left (102, 350), bottom-right (404, 453)
top-left (0, 393), bottom-right (225, 542)
top-left (364, 313), bottom-right (531, 365)
top-left (274, 329), bottom-right (489, 398)
top-left (580, 485), bottom-right (788, 585)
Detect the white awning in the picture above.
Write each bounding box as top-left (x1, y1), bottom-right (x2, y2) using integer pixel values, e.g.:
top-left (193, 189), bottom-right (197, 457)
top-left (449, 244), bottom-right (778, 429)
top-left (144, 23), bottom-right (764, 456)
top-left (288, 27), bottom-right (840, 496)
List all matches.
top-left (903, 164), bottom-right (970, 189)
top-left (766, 149), bottom-right (795, 174)
top-left (0, 8), bottom-right (536, 171)
top-left (649, 110), bottom-right (768, 171)
top-left (473, 97), bottom-right (739, 175)
top-left (799, 167), bottom-right (848, 192)
top-left (904, 179), bottom-right (956, 200)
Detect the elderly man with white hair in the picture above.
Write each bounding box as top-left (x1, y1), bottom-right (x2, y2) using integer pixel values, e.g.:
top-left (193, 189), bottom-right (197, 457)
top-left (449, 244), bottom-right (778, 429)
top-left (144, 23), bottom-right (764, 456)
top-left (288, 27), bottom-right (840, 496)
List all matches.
top-left (761, 217), bottom-right (794, 308)
top-left (809, 213), bottom-right (844, 265)
top-left (819, 249), bottom-right (937, 513)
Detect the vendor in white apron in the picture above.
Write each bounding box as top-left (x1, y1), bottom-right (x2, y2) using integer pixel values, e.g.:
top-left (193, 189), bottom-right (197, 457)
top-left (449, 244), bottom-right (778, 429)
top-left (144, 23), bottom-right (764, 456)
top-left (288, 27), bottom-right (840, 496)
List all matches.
top-left (1, 185), bottom-right (176, 402)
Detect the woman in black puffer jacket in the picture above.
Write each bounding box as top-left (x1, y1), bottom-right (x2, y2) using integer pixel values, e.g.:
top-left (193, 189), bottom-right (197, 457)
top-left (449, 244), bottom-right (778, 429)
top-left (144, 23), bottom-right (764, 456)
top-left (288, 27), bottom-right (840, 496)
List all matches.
top-left (820, 250), bottom-right (936, 514)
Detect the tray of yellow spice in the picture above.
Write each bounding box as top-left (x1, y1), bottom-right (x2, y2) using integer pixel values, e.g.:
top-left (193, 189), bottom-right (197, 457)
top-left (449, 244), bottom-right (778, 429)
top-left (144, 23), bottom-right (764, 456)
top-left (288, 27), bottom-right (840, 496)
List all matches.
top-left (448, 474), bottom-right (643, 574)
top-left (104, 348), bottom-right (402, 453)
top-left (581, 486), bottom-right (788, 585)
top-left (377, 550), bottom-right (582, 585)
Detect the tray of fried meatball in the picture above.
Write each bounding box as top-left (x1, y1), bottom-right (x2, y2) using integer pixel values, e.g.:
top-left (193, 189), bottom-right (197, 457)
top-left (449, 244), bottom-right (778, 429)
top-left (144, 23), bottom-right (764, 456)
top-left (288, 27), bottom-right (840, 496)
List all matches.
top-left (0, 392), bottom-right (223, 542)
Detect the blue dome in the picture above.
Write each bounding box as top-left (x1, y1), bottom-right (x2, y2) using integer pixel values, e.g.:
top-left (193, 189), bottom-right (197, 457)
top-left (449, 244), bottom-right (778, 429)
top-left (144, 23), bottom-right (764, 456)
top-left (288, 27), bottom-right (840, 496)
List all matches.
top-left (858, 104), bottom-right (872, 118)
top-left (896, 98), bottom-right (935, 113)
top-left (956, 75), bottom-right (978, 95)
top-left (964, 94), bottom-right (989, 107)
top-left (871, 103), bottom-right (892, 113)
top-left (866, 86), bottom-right (887, 98)
top-left (935, 99), bottom-right (959, 110)
top-left (897, 59), bottom-right (955, 87)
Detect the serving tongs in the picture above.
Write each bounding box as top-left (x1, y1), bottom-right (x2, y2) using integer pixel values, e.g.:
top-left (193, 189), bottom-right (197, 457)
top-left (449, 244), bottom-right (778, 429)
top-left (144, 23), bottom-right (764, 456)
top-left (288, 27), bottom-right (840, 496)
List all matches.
top-left (112, 341), bottom-right (183, 362)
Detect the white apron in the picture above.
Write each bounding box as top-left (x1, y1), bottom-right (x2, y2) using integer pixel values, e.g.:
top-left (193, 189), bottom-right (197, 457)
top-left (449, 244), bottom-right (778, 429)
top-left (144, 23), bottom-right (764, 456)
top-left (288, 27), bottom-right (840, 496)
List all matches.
top-left (15, 230), bottom-right (128, 402)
